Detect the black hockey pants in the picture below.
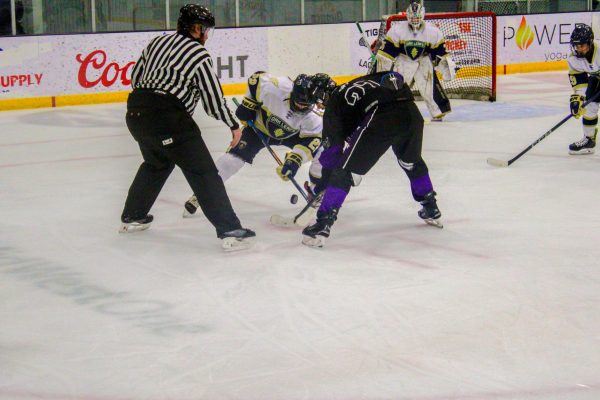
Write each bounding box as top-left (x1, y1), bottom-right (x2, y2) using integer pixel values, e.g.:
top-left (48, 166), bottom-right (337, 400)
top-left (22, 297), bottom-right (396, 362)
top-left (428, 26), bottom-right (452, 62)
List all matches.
top-left (121, 89), bottom-right (242, 237)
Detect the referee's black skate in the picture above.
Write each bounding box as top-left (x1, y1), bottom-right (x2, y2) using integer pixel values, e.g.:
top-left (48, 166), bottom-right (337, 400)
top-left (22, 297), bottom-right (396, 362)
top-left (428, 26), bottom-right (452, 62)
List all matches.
top-left (218, 228), bottom-right (256, 252)
top-left (302, 208), bottom-right (338, 248)
top-left (183, 195), bottom-right (199, 218)
top-left (418, 191), bottom-right (443, 228)
top-left (119, 214), bottom-right (154, 233)
top-left (569, 131), bottom-right (596, 155)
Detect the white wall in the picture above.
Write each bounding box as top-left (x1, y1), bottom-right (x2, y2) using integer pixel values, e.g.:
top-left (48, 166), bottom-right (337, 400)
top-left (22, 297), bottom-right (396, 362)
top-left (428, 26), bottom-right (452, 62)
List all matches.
top-left (0, 12), bottom-right (597, 104)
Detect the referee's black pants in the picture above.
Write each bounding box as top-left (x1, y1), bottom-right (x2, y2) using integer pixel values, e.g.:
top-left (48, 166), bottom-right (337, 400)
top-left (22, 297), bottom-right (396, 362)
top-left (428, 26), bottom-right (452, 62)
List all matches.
top-left (121, 90), bottom-right (242, 236)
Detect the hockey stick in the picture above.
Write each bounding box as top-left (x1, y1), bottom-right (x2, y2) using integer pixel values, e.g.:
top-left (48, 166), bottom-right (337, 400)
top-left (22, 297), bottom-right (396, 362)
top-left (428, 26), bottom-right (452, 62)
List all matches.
top-left (356, 21), bottom-right (379, 73)
top-left (270, 190), bottom-right (323, 227)
top-left (355, 22), bottom-right (376, 61)
top-left (232, 98), bottom-right (309, 202)
top-left (487, 91), bottom-right (600, 167)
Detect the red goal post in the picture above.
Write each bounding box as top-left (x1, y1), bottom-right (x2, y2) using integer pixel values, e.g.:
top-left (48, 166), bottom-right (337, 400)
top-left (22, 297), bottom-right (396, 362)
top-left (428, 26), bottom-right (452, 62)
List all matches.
top-left (381, 11), bottom-right (497, 101)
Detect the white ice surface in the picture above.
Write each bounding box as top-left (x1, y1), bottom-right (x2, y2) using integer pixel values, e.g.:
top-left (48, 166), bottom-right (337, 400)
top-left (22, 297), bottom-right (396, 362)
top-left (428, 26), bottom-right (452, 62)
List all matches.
top-left (1, 71), bottom-right (600, 400)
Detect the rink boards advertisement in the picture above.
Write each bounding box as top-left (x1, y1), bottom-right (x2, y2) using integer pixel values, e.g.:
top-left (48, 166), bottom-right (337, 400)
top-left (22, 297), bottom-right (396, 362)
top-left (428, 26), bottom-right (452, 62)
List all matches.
top-left (498, 12), bottom-right (594, 66)
top-left (0, 11), bottom-right (598, 110)
top-left (350, 12), bottom-right (597, 75)
top-left (0, 29), bottom-right (267, 102)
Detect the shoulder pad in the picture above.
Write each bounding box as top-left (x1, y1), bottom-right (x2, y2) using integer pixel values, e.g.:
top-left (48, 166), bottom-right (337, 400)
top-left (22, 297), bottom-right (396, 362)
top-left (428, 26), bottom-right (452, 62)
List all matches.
top-left (247, 71), bottom-right (267, 100)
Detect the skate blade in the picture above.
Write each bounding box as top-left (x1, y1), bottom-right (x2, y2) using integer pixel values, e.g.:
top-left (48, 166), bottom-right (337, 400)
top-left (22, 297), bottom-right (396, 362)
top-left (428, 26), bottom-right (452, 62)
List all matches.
top-left (222, 237), bottom-right (255, 252)
top-left (569, 149), bottom-right (595, 155)
top-left (424, 218), bottom-right (443, 229)
top-left (118, 222), bottom-right (151, 233)
top-left (302, 235), bottom-right (324, 248)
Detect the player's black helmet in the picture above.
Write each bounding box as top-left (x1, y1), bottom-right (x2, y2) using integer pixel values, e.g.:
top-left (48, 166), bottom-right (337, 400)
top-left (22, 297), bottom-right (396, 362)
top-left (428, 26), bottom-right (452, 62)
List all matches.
top-left (380, 71), bottom-right (405, 90)
top-left (310, 73), bottom-right (337, 107)
top-left (570, 24), bottom-right (594, 57)
top-left (177, 4), bottom-right (215, 35)
top-left (290, 74), bottom-right (315, 114)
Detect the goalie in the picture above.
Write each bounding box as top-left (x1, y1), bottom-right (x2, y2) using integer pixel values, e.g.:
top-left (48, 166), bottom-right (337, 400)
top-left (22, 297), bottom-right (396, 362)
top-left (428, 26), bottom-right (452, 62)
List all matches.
top-left (374, 1), bottom-right (455, 121)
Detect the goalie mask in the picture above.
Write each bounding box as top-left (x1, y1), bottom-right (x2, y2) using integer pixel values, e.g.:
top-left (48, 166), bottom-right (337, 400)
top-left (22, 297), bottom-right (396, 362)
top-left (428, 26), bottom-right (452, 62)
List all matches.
top-left (570, 24), bottom-right (594, 58)
top-left (177, 4), bottom-right (215, 38)
top-left (310, 73), bottom-right (337, 108)
top-left (290, 74), bottom-right (315, 114)
top-left (406, 1), bottom-right (425, 30)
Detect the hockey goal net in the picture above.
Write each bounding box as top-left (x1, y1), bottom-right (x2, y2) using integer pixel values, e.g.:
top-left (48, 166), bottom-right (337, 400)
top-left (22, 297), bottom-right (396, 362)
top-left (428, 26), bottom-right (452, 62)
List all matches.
top-left (381, 11), bottom-right (496, 101)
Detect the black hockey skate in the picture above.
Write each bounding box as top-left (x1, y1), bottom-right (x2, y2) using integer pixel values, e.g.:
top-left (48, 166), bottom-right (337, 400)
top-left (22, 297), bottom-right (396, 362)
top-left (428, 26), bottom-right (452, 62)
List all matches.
top-left (218, 228), bottom-right (256, 252)
top-left (418, 191), bottom-right (443, 228)
top-left (183, 195), bottom-right (199, 218)
top-left (119, 214), bottom-right (153, 233)
top-left (569, 132), bottom-right (596, 155)
top-left (302, 208), bottom-right (338, 248)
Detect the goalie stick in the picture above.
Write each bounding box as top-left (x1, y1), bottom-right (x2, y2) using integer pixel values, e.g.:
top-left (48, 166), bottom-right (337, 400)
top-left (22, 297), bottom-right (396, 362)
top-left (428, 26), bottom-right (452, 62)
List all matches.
top-left (232, 98), bottom-right (310, 202)
top-left (487, 91), bottom-right (600, 167)
top-left (355, 21), bottom-right (376, 61)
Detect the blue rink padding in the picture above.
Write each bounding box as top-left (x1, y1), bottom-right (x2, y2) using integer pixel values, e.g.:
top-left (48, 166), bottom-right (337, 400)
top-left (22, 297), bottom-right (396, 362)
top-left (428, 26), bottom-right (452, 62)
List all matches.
top-left (417, 102), bottom-right (566, 122)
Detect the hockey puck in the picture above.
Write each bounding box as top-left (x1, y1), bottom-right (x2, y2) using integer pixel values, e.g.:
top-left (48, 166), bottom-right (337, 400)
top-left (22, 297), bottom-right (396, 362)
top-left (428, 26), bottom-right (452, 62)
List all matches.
top-left (290, 194), bottom-right (299, 204)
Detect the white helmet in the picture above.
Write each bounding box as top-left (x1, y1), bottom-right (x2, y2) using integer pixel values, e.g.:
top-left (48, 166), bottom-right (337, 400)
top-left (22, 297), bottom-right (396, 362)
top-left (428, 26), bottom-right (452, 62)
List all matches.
top-left (406, 1), bottom-right (425, 29)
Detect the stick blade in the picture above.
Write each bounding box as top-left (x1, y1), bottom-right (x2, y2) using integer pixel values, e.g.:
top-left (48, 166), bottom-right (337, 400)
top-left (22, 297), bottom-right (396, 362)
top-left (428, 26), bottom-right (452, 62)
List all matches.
top-left (486, 157), bottom-right (509, 168)
top-left (270, 214), bottom-right (297, 227)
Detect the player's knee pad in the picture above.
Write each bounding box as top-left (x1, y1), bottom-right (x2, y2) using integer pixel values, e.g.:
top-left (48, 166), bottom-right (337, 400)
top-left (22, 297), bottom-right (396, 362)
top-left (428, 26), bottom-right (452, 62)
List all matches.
top-left (583, 101), bottom-right (599, 120)
top-left (328, 168), bottom-right (353, 191)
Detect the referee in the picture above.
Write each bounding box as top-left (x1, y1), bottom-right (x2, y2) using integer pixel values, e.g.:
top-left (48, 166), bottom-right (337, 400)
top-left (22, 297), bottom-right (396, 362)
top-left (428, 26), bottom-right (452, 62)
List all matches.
top-left (119, 4), bottom-right (255, 252)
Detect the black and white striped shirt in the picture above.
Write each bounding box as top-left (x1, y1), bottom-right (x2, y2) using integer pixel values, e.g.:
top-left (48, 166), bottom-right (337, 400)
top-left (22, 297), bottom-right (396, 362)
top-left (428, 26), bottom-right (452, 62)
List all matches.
top-left (131, 32), bottom-right (239, 129)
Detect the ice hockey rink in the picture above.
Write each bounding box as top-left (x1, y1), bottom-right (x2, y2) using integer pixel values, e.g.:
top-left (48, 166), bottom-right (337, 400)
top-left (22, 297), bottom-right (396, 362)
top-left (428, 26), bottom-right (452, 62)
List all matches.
top-left (1, 71), bottom-right (599, 400)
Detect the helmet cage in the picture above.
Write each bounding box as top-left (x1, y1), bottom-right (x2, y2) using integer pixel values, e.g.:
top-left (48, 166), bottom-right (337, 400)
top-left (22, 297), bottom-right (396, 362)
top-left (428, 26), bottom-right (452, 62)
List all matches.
top-left (570, 24), bottom-right (594, 58)
top-left (406, 2), bottom-right (425, 29)
top-left (290, 74), bottom-right (315, 114)
top-left (310, 73), bottom-right (337, 107)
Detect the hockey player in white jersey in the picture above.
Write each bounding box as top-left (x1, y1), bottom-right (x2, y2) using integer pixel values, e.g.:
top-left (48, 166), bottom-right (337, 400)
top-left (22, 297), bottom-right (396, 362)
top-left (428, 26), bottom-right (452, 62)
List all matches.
top-left (566, 24), bottom-right (600, 155)
top-left (183, 71), bottom-right (327, 217)
top-left (374, 1), bottom-right (455, 121)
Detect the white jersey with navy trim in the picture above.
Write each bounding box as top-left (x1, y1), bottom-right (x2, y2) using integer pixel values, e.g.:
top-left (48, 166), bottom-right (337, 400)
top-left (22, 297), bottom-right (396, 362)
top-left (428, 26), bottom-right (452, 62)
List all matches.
top-left (249, 73), bottom-right (322, 140)
top-left (131, 32), bottom-right (238, 128)
top-left (379, 21), bottom-right (447, 63)
top-left (568, 40), bottom-right (600, 96)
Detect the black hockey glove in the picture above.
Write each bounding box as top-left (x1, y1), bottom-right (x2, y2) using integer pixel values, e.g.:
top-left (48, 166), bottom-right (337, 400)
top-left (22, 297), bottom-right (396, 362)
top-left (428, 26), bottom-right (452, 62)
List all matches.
top-left (276, 152), bottom-right (302, 181)
top-left (235, 97), bottom-right (260, 123)
top-left (570, 94), bottom-right (585, 118)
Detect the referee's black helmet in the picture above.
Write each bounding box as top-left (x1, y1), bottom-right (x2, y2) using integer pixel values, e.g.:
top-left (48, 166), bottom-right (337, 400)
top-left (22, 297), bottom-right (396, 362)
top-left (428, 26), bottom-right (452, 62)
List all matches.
top-left (177, 4), bottom-right (215, 34)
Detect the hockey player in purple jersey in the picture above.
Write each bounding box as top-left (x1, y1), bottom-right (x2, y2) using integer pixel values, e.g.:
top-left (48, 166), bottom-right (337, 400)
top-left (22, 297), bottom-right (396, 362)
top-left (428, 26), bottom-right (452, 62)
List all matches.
top-left (302, 71), bottom-right (442, 248)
